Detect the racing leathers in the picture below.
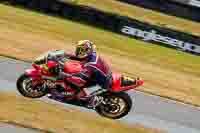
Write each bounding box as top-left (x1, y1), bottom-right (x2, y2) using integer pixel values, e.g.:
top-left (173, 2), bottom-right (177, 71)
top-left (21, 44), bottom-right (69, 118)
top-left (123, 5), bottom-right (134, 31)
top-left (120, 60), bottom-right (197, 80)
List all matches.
top-left (61, 51), bottom-right (112, 90)
top-left (48, 50), bottom-right (112, 90)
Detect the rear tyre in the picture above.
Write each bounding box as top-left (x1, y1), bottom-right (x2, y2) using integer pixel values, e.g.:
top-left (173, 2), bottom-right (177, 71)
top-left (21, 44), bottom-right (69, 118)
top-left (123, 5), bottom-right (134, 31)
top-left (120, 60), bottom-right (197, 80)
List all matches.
top-left (16, 74), bottom-right (48, 98)
top-left (95, 92), bottom-right (132, 119)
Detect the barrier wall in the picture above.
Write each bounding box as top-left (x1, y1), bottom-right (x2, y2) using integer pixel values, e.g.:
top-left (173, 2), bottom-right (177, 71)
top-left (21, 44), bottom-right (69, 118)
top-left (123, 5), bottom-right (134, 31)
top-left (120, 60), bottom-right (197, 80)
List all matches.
top-left (2, 0), bottom-right (200, 55)
top-left (171, 0), bottom-right (200, 8)
top-left (118, 0), bottom-right (200, 22)
top-left (189, 0), bottom-right (200, 8)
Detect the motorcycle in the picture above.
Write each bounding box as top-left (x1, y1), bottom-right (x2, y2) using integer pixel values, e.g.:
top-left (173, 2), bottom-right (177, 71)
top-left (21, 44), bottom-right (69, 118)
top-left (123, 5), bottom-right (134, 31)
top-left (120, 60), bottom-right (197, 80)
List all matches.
top-left (16, 50), bottom-right (144, 119)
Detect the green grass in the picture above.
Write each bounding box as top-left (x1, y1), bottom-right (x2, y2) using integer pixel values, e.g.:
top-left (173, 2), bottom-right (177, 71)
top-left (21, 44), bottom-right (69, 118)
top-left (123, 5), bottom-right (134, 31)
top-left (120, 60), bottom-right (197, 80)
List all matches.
top-left (0, 4), bottom-right (200, 106)
top-left (0, 92), bottom-right (164, 133)
top-left (72, 0), bottom-right (200, 36)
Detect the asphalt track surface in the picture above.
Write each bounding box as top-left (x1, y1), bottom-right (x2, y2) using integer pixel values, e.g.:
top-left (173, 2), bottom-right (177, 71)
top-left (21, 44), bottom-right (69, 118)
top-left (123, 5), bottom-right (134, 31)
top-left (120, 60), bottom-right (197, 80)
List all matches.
top-left (0, 57), bottom-right (200, 133)
top-left (0, 123), bottom-right (38, 133)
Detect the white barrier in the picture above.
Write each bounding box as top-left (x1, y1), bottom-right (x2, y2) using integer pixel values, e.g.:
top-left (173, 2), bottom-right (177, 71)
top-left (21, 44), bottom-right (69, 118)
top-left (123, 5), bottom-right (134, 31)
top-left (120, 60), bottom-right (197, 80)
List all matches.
top-left (189, 0), bottom-right (200, 7)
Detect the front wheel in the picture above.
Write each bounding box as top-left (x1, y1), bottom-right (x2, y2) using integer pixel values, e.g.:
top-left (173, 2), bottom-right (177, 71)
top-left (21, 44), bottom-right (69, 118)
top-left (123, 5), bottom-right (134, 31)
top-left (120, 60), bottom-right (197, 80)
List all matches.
top-left (16, 74), bottom-right (48, 98)
top-left (95, 92), bottom-right (132, 119)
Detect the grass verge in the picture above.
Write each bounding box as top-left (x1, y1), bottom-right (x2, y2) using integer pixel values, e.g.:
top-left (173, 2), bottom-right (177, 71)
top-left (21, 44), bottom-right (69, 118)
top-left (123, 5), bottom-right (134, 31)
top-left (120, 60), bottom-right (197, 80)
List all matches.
top-left (73, 0), bottom-right (200, 36)
top-left (0, 4), bottom-right (200, 107)
top-left (0, 92), bottom-right (164, 133)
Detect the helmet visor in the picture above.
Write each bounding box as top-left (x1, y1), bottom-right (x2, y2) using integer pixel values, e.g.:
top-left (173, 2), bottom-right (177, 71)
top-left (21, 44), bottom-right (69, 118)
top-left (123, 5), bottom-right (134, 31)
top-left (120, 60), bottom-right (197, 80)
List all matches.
top-left (75, 46), bottom-right (86, 58)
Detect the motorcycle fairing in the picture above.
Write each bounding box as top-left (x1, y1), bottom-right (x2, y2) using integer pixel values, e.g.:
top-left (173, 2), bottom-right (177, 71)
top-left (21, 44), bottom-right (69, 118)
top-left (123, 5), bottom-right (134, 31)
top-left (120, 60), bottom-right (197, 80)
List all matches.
top-left (64, 61), bottom-right (83, 74)
top-left (25, 69), bottom-right (40, 78)
top-left (111, 73), bottom-right (121, 92)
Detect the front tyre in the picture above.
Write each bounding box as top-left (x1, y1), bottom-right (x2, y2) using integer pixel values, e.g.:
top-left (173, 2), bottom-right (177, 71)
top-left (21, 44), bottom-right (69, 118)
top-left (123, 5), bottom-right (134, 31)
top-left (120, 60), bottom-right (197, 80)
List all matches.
top-left (16, 74), bottom-right (48, 98)
top-left (95, 92), bottom-right (132, 119)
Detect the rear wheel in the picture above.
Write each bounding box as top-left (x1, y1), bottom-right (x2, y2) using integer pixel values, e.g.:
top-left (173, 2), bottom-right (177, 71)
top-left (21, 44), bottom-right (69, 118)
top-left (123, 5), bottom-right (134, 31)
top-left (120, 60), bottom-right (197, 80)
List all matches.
top-left (95, 92), bottom-right (132, 119)
top-left (16, 74), bottom-right (48, 98)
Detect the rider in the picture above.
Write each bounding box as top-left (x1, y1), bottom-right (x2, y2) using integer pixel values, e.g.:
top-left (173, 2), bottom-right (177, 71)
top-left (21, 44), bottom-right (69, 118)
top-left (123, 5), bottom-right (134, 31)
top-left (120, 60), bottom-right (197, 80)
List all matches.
top-left (50, 40), bottom-right (112, 106)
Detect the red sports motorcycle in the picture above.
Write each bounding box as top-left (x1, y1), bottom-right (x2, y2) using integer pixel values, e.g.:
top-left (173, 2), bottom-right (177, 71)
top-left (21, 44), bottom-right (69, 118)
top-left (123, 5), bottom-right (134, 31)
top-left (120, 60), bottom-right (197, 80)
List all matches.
top-left (17, 51), bottom-right (144, 119)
